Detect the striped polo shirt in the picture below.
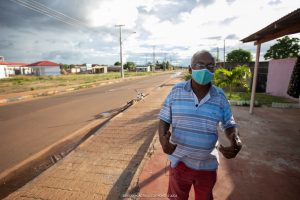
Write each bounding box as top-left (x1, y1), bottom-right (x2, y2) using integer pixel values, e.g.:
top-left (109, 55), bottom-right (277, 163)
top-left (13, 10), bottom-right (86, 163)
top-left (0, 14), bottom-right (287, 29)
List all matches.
top-left (159, 79), bottom-right (236, 170)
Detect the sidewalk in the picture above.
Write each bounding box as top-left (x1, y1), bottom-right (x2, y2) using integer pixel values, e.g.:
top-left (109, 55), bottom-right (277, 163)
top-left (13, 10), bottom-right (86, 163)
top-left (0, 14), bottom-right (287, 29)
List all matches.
top-left (4, 76), bottom-right (181, 199)
top-left (138, 106), bottom-right (300, 200)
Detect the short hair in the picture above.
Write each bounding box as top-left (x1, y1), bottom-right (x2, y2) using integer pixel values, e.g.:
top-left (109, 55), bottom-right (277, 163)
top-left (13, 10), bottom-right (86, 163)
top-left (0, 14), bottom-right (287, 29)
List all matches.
top-left (191, 50), bottom-right (215, 65)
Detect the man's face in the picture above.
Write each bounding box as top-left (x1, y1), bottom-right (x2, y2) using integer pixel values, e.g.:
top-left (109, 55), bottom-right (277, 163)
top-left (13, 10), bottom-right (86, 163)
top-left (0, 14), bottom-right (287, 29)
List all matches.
top-left (189, 53), bottom-right (215, 74)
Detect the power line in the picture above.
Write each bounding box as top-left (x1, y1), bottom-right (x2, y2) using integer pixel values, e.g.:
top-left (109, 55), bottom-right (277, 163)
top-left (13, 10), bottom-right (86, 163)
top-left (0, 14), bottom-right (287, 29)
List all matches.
top-left (10, 0), bottom-right (86, 26)
top-left (27, 0), bottom-right (85, 26)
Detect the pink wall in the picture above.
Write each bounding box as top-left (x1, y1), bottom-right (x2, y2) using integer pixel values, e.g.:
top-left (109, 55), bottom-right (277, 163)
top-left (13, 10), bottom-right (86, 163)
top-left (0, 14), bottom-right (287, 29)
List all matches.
top-left (266, 58), bottom-right (298, 100)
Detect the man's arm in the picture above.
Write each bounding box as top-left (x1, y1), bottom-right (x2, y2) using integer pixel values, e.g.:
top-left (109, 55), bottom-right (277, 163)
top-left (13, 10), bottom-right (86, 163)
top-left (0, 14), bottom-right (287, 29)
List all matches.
top-left (218, 127), bottom-right (242, 159)
top-left (158, 119), bottom-right (177, 155)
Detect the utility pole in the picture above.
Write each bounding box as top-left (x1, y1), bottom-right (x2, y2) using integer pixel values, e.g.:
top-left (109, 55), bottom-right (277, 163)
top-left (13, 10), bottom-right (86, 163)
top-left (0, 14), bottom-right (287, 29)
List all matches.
top-left (152, 46), bottom-right (156, 71)
top-left (115, 24), bottom-right (125, 78)
top-left (223, 40), bottom-right (226, 68)
top-left (217, 47), bottom-right (219, 62)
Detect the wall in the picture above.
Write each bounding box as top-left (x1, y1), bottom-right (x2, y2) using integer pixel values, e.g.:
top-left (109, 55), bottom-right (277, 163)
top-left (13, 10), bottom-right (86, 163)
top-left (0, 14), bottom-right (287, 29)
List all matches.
top-left (44, 66), bottom-right (61, 75)
top-left (266, 58), bottom-right (298, 99)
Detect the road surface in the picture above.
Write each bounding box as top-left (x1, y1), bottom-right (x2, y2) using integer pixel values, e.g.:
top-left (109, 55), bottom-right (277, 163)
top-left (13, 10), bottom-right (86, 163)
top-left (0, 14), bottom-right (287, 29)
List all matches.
top-left (0, 73), bottom-right (174, 173)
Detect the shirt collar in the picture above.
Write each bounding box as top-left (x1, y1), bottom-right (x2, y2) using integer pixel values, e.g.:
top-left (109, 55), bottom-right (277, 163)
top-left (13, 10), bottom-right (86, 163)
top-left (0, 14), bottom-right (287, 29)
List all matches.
top-left (184, 79), bottom-right (218, 97)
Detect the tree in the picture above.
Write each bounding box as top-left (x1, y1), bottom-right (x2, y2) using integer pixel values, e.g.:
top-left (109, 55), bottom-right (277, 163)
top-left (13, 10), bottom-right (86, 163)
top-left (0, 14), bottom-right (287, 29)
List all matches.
top-left (264, 36), bottom-right (300, 60)
top-left (114, 61), bottom-right (121, 66)
top-left (226, 48), bottom-right (252, 63)
top-left (123, 61), bottom-right (136, 71)
top-left (214, 65), bottom-right (252, 98)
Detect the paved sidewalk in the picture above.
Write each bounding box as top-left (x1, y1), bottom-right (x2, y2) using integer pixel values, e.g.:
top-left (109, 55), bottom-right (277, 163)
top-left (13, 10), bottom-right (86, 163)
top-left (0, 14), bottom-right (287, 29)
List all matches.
top-left (4, 77), bottom-right (181, 199)
top-left (138, 106), bottom-right (300, 200)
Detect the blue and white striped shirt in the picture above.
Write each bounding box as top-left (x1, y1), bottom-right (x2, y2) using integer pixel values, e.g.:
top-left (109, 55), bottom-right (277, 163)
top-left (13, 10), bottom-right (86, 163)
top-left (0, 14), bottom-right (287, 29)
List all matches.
top-left (159, 79), bottom-right (236, 170)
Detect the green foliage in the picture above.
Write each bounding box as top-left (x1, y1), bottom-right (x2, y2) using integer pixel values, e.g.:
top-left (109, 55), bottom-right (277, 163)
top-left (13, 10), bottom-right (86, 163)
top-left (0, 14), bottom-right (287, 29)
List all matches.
top-left (214, 65), bottom-right (252, 98)
top-left (226, 48), bottom-right (252, 63)
top-left (155, 61), bottom-right (172, 70)
top-left (114, 61), bottom-right (121, 66)
top-left (264, 36), bottom-right (300, 60)
top-left (183, 72), bottom-right (191, 81)
top-left (123, 61), bottom-right (136, 70)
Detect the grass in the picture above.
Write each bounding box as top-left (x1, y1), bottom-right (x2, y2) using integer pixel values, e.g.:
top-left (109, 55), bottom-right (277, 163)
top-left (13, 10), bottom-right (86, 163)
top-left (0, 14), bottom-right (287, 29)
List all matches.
top-left (225, 92), bottom-right (295, 106)
top-left (0, 72), bottom-right (160, 95)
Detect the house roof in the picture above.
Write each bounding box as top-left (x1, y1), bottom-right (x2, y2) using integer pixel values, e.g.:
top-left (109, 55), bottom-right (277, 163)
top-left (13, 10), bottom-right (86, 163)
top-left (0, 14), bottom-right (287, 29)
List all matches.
top-left (0, 61), bottom-right (27, 66)
top-left (26, 61), bottom-right (59, 67)
top-left (241, 8), bottom-right (300, 44)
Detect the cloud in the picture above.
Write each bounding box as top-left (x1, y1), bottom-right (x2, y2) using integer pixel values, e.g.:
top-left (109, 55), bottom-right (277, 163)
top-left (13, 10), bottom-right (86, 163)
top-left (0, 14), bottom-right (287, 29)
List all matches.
top-left (225, 34), bottom-right (239, 40)
top-left (198, 0), bottom-right (216, 7)
top-left (1, 0), bottom-right (300, 66)
top-left (204, 36), bottom-right (222, 40)
top-left (268, 0), bottom-right (282, 6)
top-left (87, 0), bottom-right (139, 28)
top-left (0, 40), bottom-right (14, 48)
top-left (220, 16), bottom-right (238, 25)
top-left (137, 0), bottom-right (198, 23)
top-left (226, 0), bottom-right (236, 5)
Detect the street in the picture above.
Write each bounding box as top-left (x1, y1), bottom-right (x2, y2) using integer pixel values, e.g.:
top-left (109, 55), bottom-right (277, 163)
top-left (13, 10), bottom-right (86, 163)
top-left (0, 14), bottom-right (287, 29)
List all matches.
top-left (0, 73), bottom-right (174, 173)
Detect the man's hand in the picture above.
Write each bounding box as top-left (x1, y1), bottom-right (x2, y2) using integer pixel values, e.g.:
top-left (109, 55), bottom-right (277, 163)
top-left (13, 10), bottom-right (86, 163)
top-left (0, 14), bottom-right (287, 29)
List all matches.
top-left (160, 131), bottom-right (177, 155)
top-left (219, 128), bottom-right (242, 159)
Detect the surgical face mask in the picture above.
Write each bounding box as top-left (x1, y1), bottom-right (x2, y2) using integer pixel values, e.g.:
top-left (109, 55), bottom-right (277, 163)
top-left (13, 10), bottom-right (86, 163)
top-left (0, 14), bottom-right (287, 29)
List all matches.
top-left (191, 68), bottom-right (214, 85)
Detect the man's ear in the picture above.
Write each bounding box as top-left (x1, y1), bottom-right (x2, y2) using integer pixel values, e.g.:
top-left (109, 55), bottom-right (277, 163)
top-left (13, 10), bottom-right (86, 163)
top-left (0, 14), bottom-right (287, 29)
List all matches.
top-left (188, 66), bottom-right (192, 74)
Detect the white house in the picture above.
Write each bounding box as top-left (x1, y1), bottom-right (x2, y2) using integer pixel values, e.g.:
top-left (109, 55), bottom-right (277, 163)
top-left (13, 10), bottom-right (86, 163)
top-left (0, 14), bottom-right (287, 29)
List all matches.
top-left (71, 67), bottom-right (81, 74)
top-left (0, 61), bottom-right (29, 76)
top-left (27, 61), bottom-right (61, 76)
top-left (136, 66), bottom-right (151, 72)
top-left (0, 64), bottom-right (8, 79)
top-left (92, 65), bottom-right (108, 74)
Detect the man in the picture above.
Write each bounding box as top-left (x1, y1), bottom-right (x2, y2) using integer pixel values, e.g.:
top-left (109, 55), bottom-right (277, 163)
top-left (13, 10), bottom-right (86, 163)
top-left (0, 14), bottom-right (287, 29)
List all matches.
top-left (159, 50), bottom-right (242, 200)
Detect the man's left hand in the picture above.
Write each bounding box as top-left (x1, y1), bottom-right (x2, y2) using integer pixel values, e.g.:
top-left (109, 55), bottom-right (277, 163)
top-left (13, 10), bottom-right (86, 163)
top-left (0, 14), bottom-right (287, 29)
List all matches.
top-left (218, 135), bottom-right (242, 159)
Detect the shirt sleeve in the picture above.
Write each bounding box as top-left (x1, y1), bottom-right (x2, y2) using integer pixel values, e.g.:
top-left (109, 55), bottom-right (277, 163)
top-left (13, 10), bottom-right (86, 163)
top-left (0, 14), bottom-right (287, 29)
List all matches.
top-left (220, 95), bottom-right (236, 130)
top-left (159, 90), bottom-right (172, 124)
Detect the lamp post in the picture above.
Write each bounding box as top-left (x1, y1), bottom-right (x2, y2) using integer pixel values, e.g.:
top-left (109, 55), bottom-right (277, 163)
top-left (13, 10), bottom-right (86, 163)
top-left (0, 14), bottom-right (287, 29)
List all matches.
top-left (115, 25), bottom-right (136, 78)
top-left (115, 24), bottom-right (125, 78)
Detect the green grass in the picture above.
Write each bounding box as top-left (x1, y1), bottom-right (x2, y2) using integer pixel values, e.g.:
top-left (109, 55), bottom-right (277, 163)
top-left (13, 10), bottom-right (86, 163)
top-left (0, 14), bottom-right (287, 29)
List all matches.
top-left (226, 92), bottom-right (294, 106)
top-left (0, 72), bottom-right (160, 95)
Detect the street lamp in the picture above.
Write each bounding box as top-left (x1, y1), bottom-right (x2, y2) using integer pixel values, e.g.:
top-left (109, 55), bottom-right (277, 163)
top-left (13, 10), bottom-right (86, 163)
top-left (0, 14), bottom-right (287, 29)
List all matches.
top-left (115, 25), bottom-right (136, 79)
top-left (115, 24), bottom-right (125, 78)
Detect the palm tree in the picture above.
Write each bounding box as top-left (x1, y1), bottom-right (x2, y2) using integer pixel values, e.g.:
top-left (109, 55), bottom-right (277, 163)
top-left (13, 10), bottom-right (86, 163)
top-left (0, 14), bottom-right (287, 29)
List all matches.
top-left (214, 65), bottom-right (252, 99)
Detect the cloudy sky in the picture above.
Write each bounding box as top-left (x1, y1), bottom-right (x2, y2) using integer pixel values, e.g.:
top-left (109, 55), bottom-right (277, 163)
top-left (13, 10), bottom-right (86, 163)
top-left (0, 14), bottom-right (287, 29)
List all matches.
top-left (0, 0), bottom-right (299, 66)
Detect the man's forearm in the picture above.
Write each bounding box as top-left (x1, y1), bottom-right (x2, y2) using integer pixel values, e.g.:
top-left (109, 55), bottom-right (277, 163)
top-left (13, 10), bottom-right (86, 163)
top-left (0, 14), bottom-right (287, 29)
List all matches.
top-left (225, 127), bottom-right (241, 146)
top-left (158, 120), bottom-right (170, 142)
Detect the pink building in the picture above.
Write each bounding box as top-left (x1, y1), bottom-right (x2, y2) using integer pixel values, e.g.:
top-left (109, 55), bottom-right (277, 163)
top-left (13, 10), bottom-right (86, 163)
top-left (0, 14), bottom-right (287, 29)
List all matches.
top-left (266, 58), bottom-right (298, 100)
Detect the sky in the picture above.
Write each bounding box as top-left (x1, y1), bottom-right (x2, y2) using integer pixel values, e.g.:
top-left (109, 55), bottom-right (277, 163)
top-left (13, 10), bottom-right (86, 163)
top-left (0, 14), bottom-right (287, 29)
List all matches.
top-left (0, 0), bottom-right (299, 66)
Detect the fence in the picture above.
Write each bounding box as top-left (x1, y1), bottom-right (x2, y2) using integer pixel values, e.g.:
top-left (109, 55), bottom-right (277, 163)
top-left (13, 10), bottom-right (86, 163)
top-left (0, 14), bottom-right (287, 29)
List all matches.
top-left (216, 61), bottom-right (269, 93)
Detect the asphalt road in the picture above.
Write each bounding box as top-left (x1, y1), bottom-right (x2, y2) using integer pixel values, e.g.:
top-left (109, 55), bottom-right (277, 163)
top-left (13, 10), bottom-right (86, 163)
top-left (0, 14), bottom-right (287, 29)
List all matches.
top-left (0, 73), bottom-right (174, 173)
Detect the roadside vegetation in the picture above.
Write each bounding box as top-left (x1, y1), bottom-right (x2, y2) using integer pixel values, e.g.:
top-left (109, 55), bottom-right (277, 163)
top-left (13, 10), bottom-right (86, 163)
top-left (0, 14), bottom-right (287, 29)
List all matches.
top-left (183, 64), bottom-right (293, 106)
top-left (0, 72), bottom-right (159, 95)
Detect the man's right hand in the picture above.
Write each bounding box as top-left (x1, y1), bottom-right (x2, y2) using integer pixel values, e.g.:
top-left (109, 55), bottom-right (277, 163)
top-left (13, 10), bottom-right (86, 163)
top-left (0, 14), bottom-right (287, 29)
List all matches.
top-left (160, 131), bottom-right (177, 155)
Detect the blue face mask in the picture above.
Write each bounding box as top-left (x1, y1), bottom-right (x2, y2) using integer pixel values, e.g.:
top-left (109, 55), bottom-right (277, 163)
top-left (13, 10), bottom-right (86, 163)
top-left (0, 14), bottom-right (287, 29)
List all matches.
top-left (191, 68), bottom-right (214, 85)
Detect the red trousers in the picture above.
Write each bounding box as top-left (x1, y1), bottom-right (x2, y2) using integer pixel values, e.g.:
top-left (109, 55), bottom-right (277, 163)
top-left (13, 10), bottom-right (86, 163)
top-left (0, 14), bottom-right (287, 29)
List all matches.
top-left (168, 162), bottom-right (217, 200)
